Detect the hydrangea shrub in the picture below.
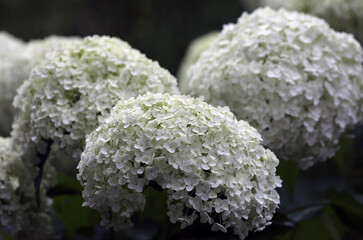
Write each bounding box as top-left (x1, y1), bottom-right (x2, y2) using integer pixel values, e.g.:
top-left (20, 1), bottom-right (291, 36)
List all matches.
top-left (178, 31), bottom-right (218, 92)
top-left (77, 93), bottom-right (282, 240)
top-left (0, 35), bottom-right (80, 136)
top-left (0, 137), bottom-right (54, 240)
top-left (12, 35), bottom-right (179, 173)
top-left (183, 7), bottom-right (363, 169)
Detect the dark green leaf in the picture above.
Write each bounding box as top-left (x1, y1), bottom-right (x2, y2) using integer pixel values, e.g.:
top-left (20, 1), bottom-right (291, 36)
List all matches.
top-left (139, 186), bottom-right (168, 223)
top-left (51, 174), bottom-right (100, 238)
top-left (275, 230), bottom-right (294, 240)
top-left (0, 232), bottom-right (16, 240)
top-left (276, 159), bottom-right (299, 198)
top-left (278, 206), bottom-right (345, 240)
top-left (329, 190), bottom-right (363, 233)
top-left (332, 137), bottom-right (354, 175)
top-left (53, 194), bottom-right (100, 238)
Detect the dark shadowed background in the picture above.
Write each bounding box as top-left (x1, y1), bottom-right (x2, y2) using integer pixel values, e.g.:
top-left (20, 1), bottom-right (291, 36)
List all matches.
top-left (0, 0), bottom-right (244, 75)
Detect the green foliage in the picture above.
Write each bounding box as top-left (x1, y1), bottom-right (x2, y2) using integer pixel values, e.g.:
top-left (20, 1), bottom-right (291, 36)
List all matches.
top-left (329, 190), bottom-right (363, 233)
top-left (140, 186), bottom-right (168, 223)
top-left (276, 159), bottom-right (299, 198)
top-left (137, 187), bottom-right (182, 239)
top-left (51, 174), bottom-right (100, 238)
top-left (276, 206), bottom-right (348, 240)
top-left (0, 233), bottom-right (15, 240)
top-left (332, 136), bottom-right (355, 175)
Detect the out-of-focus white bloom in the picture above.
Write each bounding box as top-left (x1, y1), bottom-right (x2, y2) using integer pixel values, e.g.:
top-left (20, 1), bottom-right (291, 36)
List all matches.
top-left (0, 34), bottom-right (80, 136)
top-left (0, 32), bottom-right (25, 136)
top-left (258, 0), bottom-right (297, 10)
top-left (178, 32), bottom-right (218, 92)
top-left (242, 0), bottom-right (289, 12)
top-left (77, 93), bottom-right (281, 240)
top-left (12, 35), bottom-right (179, 174)
top-left (24, 36), bottom-right (81, 69)
top-left (262, 0), bottom-right (363, 45)
top-left (0, 137), bottom-right (53, 240)
top-left (240, 0), bottom-right (269, 12)
top-left (183, 8), bottom-right (363, 169)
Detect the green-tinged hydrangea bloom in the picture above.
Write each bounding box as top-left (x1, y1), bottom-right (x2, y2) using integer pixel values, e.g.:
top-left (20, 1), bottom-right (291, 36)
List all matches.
top-left (0, 34), bottom-right (80, 137)
top-left (77, 93), bottom-right (281, 240)
top-left (0, 32), bottom-right (25, 136)
top-left (0, 137), bottom-right (54, 240)
top-left (12, 35), bottom-right (180, 174)
top-left (178, 32), bottom-right (218, 92)
top-left (262, 0), bottom-right (363, 45)
top-left (183, 8), bottom-right (363, 169)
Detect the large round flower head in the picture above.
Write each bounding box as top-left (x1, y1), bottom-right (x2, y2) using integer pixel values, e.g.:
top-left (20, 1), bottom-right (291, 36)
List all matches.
top-left (0, 35), bottom-right (80, 137)
top-left (178, 31), bottom-right (218, 92)
top-left (12, 35), bottom-right (180, 173)
top-left (262, 0), bottom-right (363, 45)
top-left (77, 93), bottom-right (281, 240)
top-left (0, 32), bottom-right (25, 136)
top-left (183, 7), bottom-right (363, 169)
top-left (0, 137), bottom-right (54, 240)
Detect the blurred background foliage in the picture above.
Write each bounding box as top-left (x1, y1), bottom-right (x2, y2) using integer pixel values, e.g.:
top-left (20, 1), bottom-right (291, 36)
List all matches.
top-left (0, 0), bottom-right (362, 239)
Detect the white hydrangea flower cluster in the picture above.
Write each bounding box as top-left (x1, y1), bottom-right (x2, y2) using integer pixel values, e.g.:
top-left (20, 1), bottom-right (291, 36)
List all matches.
top-left (262, 0), bottom-right (363, 45)
top-left (178, 31), bottom-right (218, 93)
top-left (0, 137), bottom-right (53, 240)
top-left (12, 35), bottom-right (179, 172)
top-left (0, 34), bottom-right (80, 137)
top-left (183, 8), bottom-right (363, 169)
top-left (77, 93), bottom-right (281, 240)
top-left (0, 32), bottom-right (25, 136)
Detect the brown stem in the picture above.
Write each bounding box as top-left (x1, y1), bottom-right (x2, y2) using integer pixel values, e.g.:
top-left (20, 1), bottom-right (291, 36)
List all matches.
top-left (34, 138), bottom-right (53, 208)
